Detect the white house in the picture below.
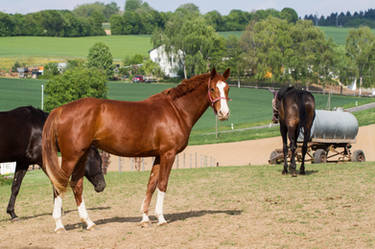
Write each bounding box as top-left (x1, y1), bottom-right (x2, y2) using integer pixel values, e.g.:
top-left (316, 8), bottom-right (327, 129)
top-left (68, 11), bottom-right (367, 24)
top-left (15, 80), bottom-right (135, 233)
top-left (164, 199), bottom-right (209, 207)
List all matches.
top-left (149, 45), bottom-right (184, 78)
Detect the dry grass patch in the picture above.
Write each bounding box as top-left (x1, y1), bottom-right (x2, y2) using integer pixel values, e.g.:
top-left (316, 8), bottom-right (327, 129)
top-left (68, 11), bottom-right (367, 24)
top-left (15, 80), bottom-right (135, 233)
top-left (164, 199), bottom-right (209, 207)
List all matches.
top-left (0, 163), bottom-right (375, 248)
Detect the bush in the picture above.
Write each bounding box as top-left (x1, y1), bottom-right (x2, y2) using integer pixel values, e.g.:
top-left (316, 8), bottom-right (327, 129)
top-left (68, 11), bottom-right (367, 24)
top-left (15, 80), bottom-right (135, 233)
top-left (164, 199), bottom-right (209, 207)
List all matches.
top-left (45, 66), bottom-right (107, 112)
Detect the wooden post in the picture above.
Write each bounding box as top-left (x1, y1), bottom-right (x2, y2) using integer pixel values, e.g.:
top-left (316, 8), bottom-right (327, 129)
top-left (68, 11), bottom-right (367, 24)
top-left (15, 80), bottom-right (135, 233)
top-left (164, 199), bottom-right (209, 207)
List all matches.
top-left (215, 115), bottom-right (218, 139)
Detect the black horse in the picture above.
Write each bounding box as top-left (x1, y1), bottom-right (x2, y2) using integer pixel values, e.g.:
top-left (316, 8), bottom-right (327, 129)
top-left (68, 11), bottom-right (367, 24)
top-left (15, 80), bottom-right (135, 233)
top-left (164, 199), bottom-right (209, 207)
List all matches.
top-left (271, 86), bottom-right (315, 176)
top-left (0, 106), bottom-right (106, 220)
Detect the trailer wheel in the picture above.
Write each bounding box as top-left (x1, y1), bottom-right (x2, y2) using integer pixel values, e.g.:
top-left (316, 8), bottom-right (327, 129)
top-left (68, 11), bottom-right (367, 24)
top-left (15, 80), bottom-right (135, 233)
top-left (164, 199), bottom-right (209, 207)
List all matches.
top-left (313, 149), bottom-right (327, 164)
top-left (351, 150), bottom-right (366, 162)
top-left (269, 150), bottom-right (282, 165)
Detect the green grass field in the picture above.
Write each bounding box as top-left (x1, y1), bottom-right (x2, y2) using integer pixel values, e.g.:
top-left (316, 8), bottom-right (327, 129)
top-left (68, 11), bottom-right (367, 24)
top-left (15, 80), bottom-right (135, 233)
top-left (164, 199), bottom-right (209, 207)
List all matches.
top-left (1, 26), bottom-right (373, 69)
top-left (0, 35), bottom-right (152, 60)
top-left (0, 78), bottom-right (373, 145)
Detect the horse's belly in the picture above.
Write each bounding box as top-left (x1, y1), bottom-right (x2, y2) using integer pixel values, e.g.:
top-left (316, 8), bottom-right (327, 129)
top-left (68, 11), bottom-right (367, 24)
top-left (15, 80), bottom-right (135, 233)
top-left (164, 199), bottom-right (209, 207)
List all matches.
top-left (96, 135), bottom-right (158, 157)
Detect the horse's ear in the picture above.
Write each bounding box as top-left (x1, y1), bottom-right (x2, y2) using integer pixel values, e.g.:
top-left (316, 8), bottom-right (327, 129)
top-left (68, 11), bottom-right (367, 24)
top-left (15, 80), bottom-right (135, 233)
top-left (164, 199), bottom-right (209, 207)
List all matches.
top-left (268, 88), bottom-right (276, 96)
top-left (210, 67), bottom-right (217, 80)
top-left (223, 68), bottom-right (230, 80)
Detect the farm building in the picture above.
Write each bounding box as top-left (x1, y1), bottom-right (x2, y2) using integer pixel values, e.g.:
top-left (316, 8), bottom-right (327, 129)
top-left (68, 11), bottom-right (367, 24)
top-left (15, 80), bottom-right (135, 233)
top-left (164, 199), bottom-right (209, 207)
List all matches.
top-left (149, 45), bottom-right (183, 78)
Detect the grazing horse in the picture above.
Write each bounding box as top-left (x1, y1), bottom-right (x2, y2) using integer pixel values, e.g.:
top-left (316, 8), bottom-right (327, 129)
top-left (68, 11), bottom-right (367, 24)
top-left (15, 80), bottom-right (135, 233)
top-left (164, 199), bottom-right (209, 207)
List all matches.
top-left (271, 86), bottom-right (315, 176)
top-left (0, 106), bottom-right (106, 224)
top-left (42, 68), bottom-right (231, 230)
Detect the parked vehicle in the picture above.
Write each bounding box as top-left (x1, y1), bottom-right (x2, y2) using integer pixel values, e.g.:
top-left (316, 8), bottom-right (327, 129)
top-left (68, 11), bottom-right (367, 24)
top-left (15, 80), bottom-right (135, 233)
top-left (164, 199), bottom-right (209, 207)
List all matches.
top-left (269, 109), bottom-right (365, 164)
top-left (132, 75), bottom-right (144, 83)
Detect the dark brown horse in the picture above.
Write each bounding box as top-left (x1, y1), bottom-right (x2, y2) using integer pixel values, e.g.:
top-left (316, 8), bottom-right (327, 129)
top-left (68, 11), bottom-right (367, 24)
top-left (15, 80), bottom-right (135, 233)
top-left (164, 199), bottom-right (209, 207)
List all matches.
top-left (42, 68), bottom-right (231, 230)
top-left (271, 86), bottom-right (315, 176)
top-left (0, 106), bottom-right (105, 226)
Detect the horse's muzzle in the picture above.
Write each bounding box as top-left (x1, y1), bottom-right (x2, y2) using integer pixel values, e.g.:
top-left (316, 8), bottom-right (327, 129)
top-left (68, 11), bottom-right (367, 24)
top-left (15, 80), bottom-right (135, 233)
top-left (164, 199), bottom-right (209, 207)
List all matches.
top-left (218, 110), bottom-right (230, 120)
top-left (94, 181), bottom-right (106, 192)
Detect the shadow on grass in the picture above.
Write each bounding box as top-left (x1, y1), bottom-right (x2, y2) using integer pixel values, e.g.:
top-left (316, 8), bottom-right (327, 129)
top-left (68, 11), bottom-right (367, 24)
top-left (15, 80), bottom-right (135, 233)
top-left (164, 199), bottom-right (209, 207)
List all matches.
top-left (64, 209), bottom-right (243, 231)
top-left (1, 206), bottom-right (111, 222)
top-left (277, 169), bottom-right (319, 175)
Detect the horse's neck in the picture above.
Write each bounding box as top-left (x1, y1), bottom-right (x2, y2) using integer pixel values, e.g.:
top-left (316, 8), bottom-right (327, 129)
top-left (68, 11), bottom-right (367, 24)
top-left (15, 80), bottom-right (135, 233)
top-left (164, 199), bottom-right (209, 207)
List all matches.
top-left (173, 84), bottom-right (210, 130)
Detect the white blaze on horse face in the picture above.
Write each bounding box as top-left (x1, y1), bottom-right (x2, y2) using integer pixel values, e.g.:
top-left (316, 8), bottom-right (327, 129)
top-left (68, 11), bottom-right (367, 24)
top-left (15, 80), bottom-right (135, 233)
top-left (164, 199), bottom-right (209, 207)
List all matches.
top-left (155, 188), bottom-right (167, 225)
top-left (53, 196), bottom-right (64, 232)
top-left (217, 81), bottom-right (230, 118)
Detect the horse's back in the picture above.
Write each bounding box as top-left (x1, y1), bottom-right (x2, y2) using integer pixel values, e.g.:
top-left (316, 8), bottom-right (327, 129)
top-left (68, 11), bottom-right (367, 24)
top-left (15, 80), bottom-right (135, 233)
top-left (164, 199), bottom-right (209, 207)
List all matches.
top-left (0, 106), bottom-right (46, 163)
top-left (53, 97), bottom-right (186, 157)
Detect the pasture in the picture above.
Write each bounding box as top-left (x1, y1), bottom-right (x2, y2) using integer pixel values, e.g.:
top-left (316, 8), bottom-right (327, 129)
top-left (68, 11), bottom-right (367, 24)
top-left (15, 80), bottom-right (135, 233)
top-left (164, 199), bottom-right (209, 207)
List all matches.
top-left (0, 35), bottom-right (152, 68)
top-left (1, 27), bottom-right (374, 69)
top-left (1, 162), bottom-right (375, 248)
top-left (0, 78), bottom-right (374, 145)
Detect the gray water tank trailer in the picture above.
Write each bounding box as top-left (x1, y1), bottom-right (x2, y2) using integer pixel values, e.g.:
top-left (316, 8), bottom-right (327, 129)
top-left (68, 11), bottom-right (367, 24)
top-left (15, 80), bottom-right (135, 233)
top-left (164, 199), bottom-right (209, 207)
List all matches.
top-left (298, 109), bottom-right (358, 143)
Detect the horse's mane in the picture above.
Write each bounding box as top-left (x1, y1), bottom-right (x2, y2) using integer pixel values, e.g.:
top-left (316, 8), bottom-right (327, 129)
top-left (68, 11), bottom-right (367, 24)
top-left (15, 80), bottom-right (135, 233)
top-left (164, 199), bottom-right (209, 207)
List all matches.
top-left (277, 86), bottom-right (295, 101)
top-left (162, 73), bottom-right (209, 100)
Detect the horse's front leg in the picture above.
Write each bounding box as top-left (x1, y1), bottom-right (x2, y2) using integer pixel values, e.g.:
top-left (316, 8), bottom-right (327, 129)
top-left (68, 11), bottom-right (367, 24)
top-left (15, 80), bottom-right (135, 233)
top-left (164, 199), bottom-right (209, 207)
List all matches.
top-left (71, 177), bottom-right (96, 230)
top-left (155, 151), bottom-right (176, 226)
top-left (140, 156), bottom-right (160, 227)
top-left (280, 124), bottom-right (288, 175)
top-left (7, 163), bottom-right (28, 220)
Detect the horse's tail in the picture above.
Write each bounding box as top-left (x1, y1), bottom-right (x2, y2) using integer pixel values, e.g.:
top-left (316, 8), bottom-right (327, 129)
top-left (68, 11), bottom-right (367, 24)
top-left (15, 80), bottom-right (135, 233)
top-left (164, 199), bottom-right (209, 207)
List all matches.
top-left (298, 92), bottom-right (314, 141)
top-left (42, 108), bottom-right (68, 194)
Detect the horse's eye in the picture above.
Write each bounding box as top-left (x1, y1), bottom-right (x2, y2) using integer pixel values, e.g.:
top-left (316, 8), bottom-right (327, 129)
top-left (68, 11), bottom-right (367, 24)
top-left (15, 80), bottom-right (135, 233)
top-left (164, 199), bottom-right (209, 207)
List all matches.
top-left (210, 88), bottom-right (214, 92)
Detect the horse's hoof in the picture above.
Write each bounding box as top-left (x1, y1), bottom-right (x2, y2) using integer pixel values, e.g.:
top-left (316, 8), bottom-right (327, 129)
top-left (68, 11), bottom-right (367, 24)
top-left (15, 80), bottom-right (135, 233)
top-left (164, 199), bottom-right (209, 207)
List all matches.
top-left (291, 172), bottom-right (297, 177)
top-left (139, 221), bottom-right (151, 228)
top-left (87, 223), bottom-right (96, 231)
top-left (157, 221), bottom-right (168, 226)
top-left (55, 227), bottom-right (66, 233)
top-left (282, 171), bottom-right (288, 175)
top-left (10, 216), bottom-right (19, 222)
top-left (300, 171), bottom-right (306, 175)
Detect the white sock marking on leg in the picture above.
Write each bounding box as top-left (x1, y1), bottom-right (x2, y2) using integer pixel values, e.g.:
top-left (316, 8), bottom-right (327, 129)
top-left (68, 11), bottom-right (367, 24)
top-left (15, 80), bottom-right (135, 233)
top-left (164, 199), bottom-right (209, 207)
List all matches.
top-left (53, 196), bottom-right (64, 232)
top-left (155, 188), bottom-right (167, 224)
top-left (78, 198), bottom-right (95, 229)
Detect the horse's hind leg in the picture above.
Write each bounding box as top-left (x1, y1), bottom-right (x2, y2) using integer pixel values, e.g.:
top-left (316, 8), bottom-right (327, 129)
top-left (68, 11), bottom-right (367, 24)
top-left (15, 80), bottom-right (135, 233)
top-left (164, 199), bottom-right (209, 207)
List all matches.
top-left (300, 130), bottom-right (310, 175)
top-left (70, 156), bottom-right (95, 230)
top-left (52, 154), bottom-right (85, 232)
top-left (288, 126), bottom-right (298, 177)
top-left (6, 162), bottom-right (28, 220)
top-left (53, 189), bottom-right (65, 233)
top-left (280, 124), bottom-right (288, 175)
top-left (140, 156), bottom-right (160, 227)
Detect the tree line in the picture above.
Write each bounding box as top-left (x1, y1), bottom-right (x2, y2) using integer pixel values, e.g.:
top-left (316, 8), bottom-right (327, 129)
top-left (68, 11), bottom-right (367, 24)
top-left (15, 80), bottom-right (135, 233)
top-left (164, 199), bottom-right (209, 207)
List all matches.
top-left (0, 0), bottom-right (298, 37)
top-left (0, 1), bottom-right (120, 37)
top-left (152, 9), bottom-right (375, 88)
top-left (110, 0), bottom-right (298, 35)
top-left (304, 8), bottom-right (375, 28)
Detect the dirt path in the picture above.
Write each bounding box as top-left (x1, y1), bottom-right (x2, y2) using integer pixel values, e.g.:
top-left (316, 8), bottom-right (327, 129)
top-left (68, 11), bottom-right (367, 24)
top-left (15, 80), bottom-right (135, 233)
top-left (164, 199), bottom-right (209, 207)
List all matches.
top-left (106, 124), bottom-right (375, 171)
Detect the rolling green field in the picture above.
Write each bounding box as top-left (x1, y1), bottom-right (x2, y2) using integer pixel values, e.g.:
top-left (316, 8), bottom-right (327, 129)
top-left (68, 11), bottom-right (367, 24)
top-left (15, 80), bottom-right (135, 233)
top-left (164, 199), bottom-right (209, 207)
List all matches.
top-left (1, 26), bottom-right (374, 69)
top-left (219, 27), bottom-right (375, 46)
top-left (0, 78), bottom-right (374, 145)
top-left (0, 35), bottom-right (152, 60)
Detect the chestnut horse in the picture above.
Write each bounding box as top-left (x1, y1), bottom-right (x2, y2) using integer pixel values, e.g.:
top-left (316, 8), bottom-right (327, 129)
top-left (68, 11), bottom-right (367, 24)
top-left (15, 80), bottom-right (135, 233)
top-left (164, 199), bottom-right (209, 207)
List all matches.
top-left (271, 86), bottom-right (315, 176)
top-left (42, 68), bottom-right (231, 231)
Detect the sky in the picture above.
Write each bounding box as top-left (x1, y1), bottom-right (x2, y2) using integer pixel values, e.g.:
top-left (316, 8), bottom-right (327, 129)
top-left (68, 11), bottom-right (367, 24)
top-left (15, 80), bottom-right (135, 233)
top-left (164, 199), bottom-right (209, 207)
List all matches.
top-left (1, 0), bottom-right (374, 18)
